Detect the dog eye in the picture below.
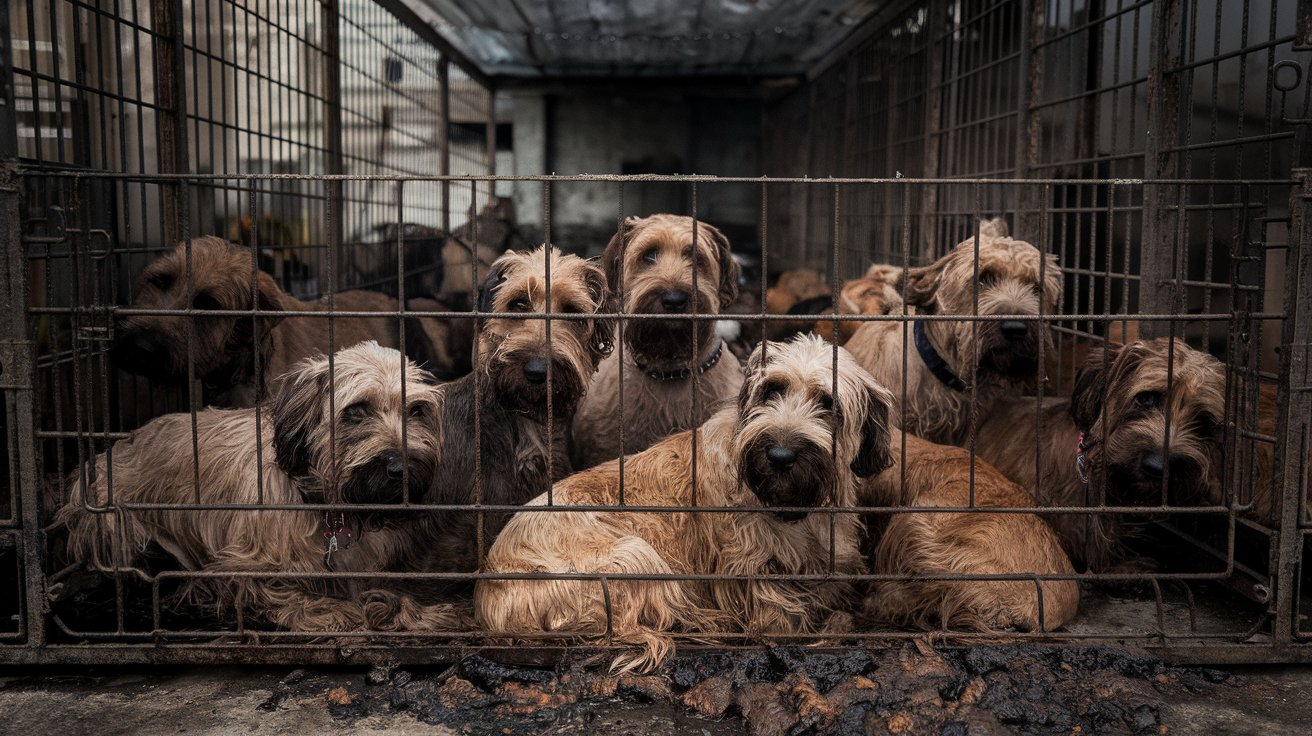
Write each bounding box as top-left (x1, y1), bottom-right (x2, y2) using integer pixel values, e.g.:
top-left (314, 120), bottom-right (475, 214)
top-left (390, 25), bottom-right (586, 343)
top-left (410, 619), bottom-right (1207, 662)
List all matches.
top-left (508, 297), bottom-right (531, 313)
top-left (340, 402), bottom-right (370, 423)
top-left (1134, 391), bottom-right (1164, 410)
top-left (817, 394), bottom-right (833, 412)
top-left (979, 270), bottom-right (998, 286)
top-left (147, 272), bottom-right (174, 291)
top-left (407, 402), bottom-right (428, 420)
top-left (640, 249), bottom-right (658, 265)
top-left (559, 302), bottom-right (582, 314)
top-left (193, 293), bottom-right (221, 311)
top-left (760, 382), bottom-right (786, 403)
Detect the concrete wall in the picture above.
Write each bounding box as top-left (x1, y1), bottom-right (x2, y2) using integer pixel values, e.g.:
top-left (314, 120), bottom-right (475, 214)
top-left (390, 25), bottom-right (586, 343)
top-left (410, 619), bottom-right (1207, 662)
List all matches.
top-left (508, 90), bottom-right (763, 256)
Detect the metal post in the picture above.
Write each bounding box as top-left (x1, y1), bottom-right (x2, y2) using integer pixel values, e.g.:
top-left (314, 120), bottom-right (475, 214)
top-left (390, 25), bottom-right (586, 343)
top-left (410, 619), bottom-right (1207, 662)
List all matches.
top-left (920, 0), bottom-right (947, 245)
top-left (486, 84), bottom-right (496, 178)
top-left (149, 0), bottom-right (191, 247)
top-left (1138, 0), bottom-right (1183, 331)
top-left (1273, 170), bottom-right (1312, 645)
top-left (322, 0), bottom-right (345, 290)
top-left (439, 57), bottom-right (451, 235)
top-left (1014, 0), bottom-right (1045, 238)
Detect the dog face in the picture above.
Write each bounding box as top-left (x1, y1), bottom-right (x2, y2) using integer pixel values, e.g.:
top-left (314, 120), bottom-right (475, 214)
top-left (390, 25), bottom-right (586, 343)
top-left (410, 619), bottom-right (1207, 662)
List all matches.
top-left (476, 246), bottom-right (611, 417)
top-left (111, 236), bottom-right (285, 383)
top-left (1070, 338), bottom-right (1226, 507)
top-left (272, 341), bottom-right (442, 506)
top-left (602, 214), bottom-right (740, 363)
top-left (733, 334), bottom-right (893, 520)
top-left (900, 220), bottom-right (1061, 382)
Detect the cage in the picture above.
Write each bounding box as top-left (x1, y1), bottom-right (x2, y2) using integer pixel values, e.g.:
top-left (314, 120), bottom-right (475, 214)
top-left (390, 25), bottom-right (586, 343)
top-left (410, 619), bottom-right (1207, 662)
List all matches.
top-left (0, 0), bottom-right (1309, 668)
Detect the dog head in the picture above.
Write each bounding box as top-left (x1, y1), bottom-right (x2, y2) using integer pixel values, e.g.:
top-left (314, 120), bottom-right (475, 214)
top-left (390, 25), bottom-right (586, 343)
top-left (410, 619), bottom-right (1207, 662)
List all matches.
top-left (272, 341), bottom-right (442, 507)
top-left (899, 219), bottom-right (1061, 383)
top-left (475, 245), bottom-right (611, 417)
top-left (733, 334), bottom-right (894, 520)
top-left (1069, 338), bottom-right (1226, 507)
top-left (111, 236), bottom-right (286, 386)
top-left (828, 266), bottom-right (905, 343)
top-left (602, 214), bottom-right (739, 365)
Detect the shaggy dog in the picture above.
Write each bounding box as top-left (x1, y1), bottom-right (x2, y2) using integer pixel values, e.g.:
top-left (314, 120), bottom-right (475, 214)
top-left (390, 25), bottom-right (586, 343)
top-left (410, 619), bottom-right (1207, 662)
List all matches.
top-left (572, 214), bottom-right (744, 469)
top-left (975, 338), bottom-right (1237, 571)
top-left (813, 264), bottom-right (906, 344)
top-left (845, 218), bottom-right (1062, 445)
top-left (477, 335), bottom-right (893, 671)
top-left (862, 430), bottom-right (1080, 631)
top-left (409, 245), bottom-right (613, 584)
top-left (110, 236), bottom-right (443, 407)
top-left (56, 341), bottom-right (459, 631)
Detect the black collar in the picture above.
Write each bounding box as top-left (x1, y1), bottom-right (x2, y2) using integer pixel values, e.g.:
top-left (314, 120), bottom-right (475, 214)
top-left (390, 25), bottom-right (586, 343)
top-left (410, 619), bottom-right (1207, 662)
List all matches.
top-left (635, 340), bottom-right (725, 382)
top-left (914, 321), bottom-right (967, 392)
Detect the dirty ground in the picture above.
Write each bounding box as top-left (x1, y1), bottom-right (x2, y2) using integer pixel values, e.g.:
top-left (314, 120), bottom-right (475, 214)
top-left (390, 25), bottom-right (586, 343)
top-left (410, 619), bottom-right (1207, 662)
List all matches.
top-left (3, 643), bottom-right (1310, 735)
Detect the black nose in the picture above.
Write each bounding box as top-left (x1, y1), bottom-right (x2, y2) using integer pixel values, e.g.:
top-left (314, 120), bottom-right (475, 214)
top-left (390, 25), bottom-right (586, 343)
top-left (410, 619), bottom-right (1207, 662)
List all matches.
top-left (1000, 320), bottom-right (1028, 339)
top-left (660, 290), bottom-right (689, 312)
top-left (766, 445), bottom-right (797, 471)
top-left (110, 332), bottom-right (166, 373)
top-left (1140, 453), bottom-right (1165, 478)
top-left (385, 455), bottom-right (406, 480)
top-left (523, 356), bottom-right (549, 384)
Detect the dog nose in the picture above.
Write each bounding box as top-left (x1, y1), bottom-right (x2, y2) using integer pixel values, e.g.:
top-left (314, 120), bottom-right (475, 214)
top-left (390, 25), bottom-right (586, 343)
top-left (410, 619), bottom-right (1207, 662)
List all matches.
top-left (766, 445), bottom-right (797, 470)
top-left (386, 455), bottom-right (406, 480)
top-left (110, 331), bottom-right (165, 373)
top-left (522, 356), bottom-right (549, 384)
top-left (1140, 453), bottom-right (1165, 478)
top-left (660, 290), bottom-right (689, 312)
top-left (1000, 320), bottom-right (1028, 340)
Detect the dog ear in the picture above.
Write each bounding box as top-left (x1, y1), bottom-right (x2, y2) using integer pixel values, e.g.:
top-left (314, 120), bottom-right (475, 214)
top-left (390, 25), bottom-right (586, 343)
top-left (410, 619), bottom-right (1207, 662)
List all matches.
top-left (696, 221), bottom-right (739, 309)
top-left (272, 355), bottom-right (328, 476)
top-left (581, 257), bottom-right (614, 362)
top-left (898, 259), bottom-right (945, 307)
top-left (736, 342), bottom-right (770, 414)
top-left (1070, 344), bottom-right (1124, 431)
top-left (979, 217), bottom-right (1010, 239)
top-left (850, 380), bottom-right (893, 478)
top-left (476, 256), bottom-right (510, 313)
top-left (600, 217), bottom-right (638, 299)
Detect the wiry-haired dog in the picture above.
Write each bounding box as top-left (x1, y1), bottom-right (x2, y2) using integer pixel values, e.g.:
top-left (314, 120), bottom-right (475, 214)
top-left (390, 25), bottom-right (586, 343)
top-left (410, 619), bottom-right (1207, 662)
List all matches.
top-left (814, 264), bottom-right (906, 344)
top-left (571, 214), bottom-right (743, 469)
top-left (477, 334), bottom-right (893, 671)
top-left (862, 430), bottom-right (1079, 631)
top-left (846, 218), bottom-right (1062, 445)
top-left (411, 245), bottom-right (613, 584)
top-left (976, 338), bottom-right (1234, 571)
top-left (111, 236), bottom-right (418, 407)
top-left (56, 341), bottom-right (459, 631)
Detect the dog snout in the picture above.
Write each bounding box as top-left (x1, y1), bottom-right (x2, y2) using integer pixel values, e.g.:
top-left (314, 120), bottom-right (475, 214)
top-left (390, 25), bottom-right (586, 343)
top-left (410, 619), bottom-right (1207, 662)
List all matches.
top-left (522, 356), bottom-right (549, 384)
top-left (110, 331), bottom-right (170, 377)
top-left (385, 454), bottom-right (406, 480)
top-left (660, 290), bottom-right (690, 313)
top-left (766, 445), bottom-right (797, 471)
top-left (1139, 452), bottom-right (1165, 479)
top-left (1000, 320), bottom-right (1028, 340)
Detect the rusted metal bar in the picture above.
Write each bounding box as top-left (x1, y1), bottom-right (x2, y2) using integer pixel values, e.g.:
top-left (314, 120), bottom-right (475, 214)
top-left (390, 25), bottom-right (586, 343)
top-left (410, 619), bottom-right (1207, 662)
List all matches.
top-left (322, 0), bottom-right (345, 290)
top-left (439, 57), bottom-right (451, 235)
top-left (1014, 0), bottom-right (1045, 237)
top-left (1139, 0), bottom-right (1184, 333)
top-left (149, 0), bottom-right (191, 248)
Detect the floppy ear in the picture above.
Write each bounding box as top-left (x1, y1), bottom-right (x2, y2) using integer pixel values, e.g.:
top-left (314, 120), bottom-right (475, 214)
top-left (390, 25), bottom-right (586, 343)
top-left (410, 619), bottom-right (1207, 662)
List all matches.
top-left (695, 221), bottom-right (739, 309)
top-left (1070, 344), bottom-right (1123, 431)
top-left (736, 342), bottom-right (771, 414)
top-left (897, 258), bottom-right (946, 308)
top-left (979, 217), bottom-right (1010, 239)
top-left (272, 355), bottom-right (328, 476)
top-left (476, 256), bottom-right (510, 313)
top-left (582, 258), bottom-right (614, 363)
top-left (850, 379), bottom-right (893, 478)
top-left (600, 217), bottom-right (638, 299)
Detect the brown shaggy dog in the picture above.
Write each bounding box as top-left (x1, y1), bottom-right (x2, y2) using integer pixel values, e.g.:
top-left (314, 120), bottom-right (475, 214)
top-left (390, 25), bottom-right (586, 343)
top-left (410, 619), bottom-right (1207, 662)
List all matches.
top-left (110, 236), bottom-right (439, 407)
top-left (477, 335), bottom-right (893, 671)
top-left (56, 341), bottom-right (460, 632)
top-left (571, 214), bottom-right (743, 469)
top-left (975, 338), bottom-right (1237, 571)
top-left (845, 218), bottom-right (1062, 445)
top-left (862, 430), bottom-right (1079, 631)
top-left (813, 264), bottom-right (906, 344)
top-left (409, 245), bottom-right (613, 583)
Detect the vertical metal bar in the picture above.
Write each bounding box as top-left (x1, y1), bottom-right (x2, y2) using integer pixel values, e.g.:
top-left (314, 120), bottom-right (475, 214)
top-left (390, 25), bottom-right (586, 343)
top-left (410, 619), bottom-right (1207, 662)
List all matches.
top-left (485, 84), bottom-right (496, 177)
top-left (438, 58), bottom-right (451, 236)
top-left (150, 0), bottom-right (191, 247)
top-left (0, 0), bottom-right (18, 161)
top-left (1139, 0), bottom-right (1183, 329)
top-left (1015, 0), bottom-right (1045, 236)
top-left (322, 0), bottom-right (344, 288)
top-left (1273, 170), bottom-right (1312, 645)
top-left (920, 0), bottom-right (948, 227)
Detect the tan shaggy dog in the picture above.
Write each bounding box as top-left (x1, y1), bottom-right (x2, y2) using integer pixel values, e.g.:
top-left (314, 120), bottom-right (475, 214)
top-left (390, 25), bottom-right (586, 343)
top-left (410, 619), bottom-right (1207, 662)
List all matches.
top-left (862, 430), bottom-right (1080, 631)
top-left (813, 264), bottom-right (906, 344)
top-left (845, 218), bottom-right (1062, 445)
top-left (477, 335), bottom-right (894, 671)
top-left (57, 341), bottom-right (460, 632)
top-left (572, 214), bottom-right (743, 469)
top-left (110, 236), bottom-right (430, 407)
top-left (975, 338), bottom-right (1243, 571)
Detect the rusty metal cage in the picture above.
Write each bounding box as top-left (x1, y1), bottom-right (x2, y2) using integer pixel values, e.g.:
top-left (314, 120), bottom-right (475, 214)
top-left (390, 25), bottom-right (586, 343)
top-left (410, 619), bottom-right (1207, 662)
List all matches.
top-left (1, 0), bottom-right (1311, 667)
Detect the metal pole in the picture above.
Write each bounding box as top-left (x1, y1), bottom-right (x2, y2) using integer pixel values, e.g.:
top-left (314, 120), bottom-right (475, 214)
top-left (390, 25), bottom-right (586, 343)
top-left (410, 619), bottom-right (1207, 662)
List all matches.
top-left (322, 0), bottom-right (345, 290)
top-left (149, 0), bottom-right (191, 247)
top-left (1138, 0), bottom-right (1183, 332)
top-left (439, 58), bottom-right (451, 236)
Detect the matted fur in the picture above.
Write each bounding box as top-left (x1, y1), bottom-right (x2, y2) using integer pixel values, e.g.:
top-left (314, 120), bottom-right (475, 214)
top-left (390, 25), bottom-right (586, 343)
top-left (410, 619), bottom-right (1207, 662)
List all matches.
top-left (845, 218), bottom-right (1062, 445)
top-left (572, 214), bottom-right (744, 469)
top-left (975, 338), bottom-right (1244, 571)
top-left (110, 236), bottom-right (436, 407)
top-left (814, 264), bottom-right (906, 344)
top-left (861, 430), bottom-right (1079, 631)
top-left (477, 334), bottom-right (893, 671)
top-left (56, 341), bottom-right (459, 631)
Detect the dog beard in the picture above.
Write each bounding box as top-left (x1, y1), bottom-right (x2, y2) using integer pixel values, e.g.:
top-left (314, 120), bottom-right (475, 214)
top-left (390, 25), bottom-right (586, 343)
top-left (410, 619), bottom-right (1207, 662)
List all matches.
top-left (738, 436), bottom-right (835, 521)
top-left (487, 356), bottom-right (586, 419)
top-left (625, 318), bottom-right (713, 365)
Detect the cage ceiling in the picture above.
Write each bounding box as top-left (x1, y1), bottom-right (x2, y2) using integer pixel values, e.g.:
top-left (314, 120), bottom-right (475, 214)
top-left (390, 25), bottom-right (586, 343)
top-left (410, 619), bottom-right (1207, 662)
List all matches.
top-left (415, 0), bottom-right (883, 77)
